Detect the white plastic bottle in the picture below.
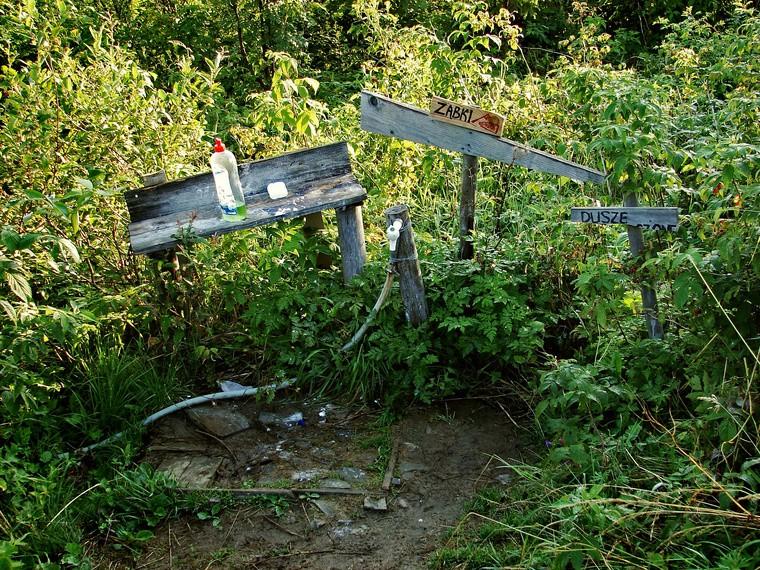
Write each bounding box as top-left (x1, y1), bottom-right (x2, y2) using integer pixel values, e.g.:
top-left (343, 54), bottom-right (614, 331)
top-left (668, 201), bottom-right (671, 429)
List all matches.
top-left (210, 138), bottom-right (246, 221)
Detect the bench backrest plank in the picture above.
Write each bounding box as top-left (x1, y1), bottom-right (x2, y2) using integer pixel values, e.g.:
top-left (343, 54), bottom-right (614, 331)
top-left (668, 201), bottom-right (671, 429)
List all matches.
top-left (124, 142), bottom-right (366, 254)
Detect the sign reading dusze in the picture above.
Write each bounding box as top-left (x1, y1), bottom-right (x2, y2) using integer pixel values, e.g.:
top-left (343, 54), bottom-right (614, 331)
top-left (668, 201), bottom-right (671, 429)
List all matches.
top-left (429, 96), bottom-right (505, 137)
top-left (570, 207), bottom-right (679, 231)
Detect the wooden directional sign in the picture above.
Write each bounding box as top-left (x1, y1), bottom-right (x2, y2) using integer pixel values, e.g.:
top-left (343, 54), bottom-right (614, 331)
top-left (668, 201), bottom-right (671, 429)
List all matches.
top-left (429, 96), bottom-right (505, 137)
top-left (570, 207), bottom-right (679, 231)
top-left (361, 90), bottom-right (605, 184)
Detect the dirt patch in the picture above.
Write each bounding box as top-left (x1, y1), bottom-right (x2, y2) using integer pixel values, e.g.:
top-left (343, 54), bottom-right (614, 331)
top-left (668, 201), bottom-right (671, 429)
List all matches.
top-left (133, 397), bottom-right (525, 569)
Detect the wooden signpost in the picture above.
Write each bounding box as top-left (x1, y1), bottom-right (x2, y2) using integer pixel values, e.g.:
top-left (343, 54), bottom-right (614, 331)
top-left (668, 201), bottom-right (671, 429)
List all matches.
top-left (360, 90), bottom-right (605, 260)
top-left (360, 90), bottom-right (678, 340)
top-left (570, 207), bottom-right (679, 231)
top-left (571, 200), bottom-right (680, 340)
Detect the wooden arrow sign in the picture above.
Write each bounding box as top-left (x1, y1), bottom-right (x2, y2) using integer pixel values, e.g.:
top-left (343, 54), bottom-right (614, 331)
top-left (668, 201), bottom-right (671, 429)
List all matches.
top-left (570, 207), bottom-right (679, 231)
top-left (360, 90), bottom-right (605, 184)
top-left (429, 96), bottom-right (505, 137)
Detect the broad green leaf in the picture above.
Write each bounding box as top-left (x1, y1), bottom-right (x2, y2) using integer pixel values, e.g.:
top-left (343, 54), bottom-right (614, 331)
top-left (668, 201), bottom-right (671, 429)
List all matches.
top-left (6, 272), bottom-right (31, 302)
top-left (58, 238), bottom-right (80, 263)
top-left (74, 177), bottom-right (93, 190)
top-left (24, 189), bottom-right (45, 200)
top-left (0, 300), bottom-right (16, 322)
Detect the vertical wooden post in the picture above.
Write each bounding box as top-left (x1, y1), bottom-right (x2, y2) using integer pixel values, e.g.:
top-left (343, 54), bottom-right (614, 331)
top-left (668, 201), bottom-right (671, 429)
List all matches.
top-left (303, 212), bottom-right (332, 269)
top-left (336, 204), bottom-right (367, 282)
top-left (385, 204), bottom-right (428, 325)
top-left (459, 154), bottom-right (479, 260)
top-left (624, 193), bottom-right (664, 340)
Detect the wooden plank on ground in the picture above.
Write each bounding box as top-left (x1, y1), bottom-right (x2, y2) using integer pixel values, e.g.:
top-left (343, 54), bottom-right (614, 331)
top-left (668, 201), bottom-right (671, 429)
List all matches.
top-left (124, 142), bottom-right (366, 254)
top-left (361, 91), bottom-right (605, 184)
top-left (570, 207), bottom-right (679, 231)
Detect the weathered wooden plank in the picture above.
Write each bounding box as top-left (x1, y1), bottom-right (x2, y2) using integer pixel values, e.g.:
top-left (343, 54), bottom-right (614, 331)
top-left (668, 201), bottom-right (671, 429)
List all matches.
top-left (361, 91), bottom-right (605, 184)
top-left (124, 142), bottom-right (367, 254)
top-left (128, 176), bottom-right (365, 254)
top-left (125, 142), bottom-right (355, 223)
top-left (430, 96), bottom-right (505, 137)
top-left (570, 207), bottom-right (679, 231)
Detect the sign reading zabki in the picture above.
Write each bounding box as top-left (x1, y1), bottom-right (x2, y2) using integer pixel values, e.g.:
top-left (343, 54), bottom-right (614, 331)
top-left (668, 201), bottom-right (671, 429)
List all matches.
top-left (429, 96), bottom-right (505, 137)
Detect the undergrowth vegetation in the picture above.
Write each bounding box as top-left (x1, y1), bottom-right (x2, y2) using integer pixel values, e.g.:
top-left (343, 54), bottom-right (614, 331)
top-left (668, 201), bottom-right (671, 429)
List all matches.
top-left (1, 0), bottom-right (758, 567)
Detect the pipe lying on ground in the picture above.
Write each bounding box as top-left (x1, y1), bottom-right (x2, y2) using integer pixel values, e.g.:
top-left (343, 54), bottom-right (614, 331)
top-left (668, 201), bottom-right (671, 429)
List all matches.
top-left (75, 379), bottom-right (295, 455)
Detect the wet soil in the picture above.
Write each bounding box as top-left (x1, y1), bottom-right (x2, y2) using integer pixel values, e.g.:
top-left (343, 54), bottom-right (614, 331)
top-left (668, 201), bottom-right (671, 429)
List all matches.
top-left (132, 396), bottom-right (525, 569)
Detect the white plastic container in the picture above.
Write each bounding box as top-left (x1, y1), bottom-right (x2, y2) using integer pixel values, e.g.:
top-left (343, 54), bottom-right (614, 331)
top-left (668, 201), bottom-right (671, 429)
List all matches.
top-left (210, 138), bottom-right (246, 221)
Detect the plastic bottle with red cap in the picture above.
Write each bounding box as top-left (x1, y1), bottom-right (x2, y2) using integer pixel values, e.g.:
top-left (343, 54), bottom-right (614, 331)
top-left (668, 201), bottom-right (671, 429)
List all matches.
top-left (210, 138), bottom-right (246, 221)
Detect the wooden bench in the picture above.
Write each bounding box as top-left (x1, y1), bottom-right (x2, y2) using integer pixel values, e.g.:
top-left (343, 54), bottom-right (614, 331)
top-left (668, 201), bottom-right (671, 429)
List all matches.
top-left (124, 142), bottom-right (367, 281)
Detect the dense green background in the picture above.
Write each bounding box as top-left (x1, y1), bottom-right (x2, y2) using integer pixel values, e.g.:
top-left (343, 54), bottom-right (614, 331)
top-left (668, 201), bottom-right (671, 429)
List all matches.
top-left (1, 0), bottom-right (758, 567)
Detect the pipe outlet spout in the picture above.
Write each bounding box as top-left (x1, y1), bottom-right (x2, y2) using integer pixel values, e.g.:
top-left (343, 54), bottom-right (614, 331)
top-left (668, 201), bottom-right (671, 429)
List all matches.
top-left (387, 219), bottom-right (403, 252)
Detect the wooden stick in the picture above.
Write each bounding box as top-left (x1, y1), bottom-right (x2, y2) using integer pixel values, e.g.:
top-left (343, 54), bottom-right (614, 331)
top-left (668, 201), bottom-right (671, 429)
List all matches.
top-left (382, 434), bottom-right (401, 491)
top-left (385, 204), bottom-right (429, 325)
top-left (261, 515), bottom-right (305, 538)
top-left (194, 429), bottom-right (238, 464)
top-left (459, 154), bottom-right (479, 259)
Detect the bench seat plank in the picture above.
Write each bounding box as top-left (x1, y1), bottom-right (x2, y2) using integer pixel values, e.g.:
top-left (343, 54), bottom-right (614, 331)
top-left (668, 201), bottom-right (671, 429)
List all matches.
top-left (124, 142), bottom-right (366, 254)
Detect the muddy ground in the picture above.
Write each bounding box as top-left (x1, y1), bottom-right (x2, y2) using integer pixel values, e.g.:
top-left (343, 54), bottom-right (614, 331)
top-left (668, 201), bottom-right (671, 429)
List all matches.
top-left (126, 395), bottom-right (527, 569)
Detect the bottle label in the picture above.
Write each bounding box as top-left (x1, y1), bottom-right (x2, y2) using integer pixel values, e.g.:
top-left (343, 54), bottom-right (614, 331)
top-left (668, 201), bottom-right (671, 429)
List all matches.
top-left (212, 168), bottom-right (237, 215)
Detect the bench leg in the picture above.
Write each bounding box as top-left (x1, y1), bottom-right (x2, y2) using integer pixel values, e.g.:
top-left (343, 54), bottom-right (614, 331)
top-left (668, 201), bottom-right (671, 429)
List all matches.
top-left (336, 204), bottom-right (367, 282)
top-left (304, 212), bottom-right (332, 269)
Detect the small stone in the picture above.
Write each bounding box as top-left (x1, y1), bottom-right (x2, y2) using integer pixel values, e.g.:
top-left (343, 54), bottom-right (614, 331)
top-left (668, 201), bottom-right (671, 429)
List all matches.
top-left (310, 519), bottom-right (326, 530)
top-left (294, 440), bottom-right (312, 450)
top-left (336, 467), bottom-right (367, 482)
top-left (397, 498), bottom-right (410, 509)
top-left (291, 468), bottom-right (328, 483)
top-left (495, 473), bottom-right (513, 485)
top-left (399, 462), bottom-right (428, 474)
top-left (331, 520), bottom-right (356, 539)
top-left (391, 477), bottom-right (402, 486)
top-left (311, 447), bottom-right (336, 460)
top-left (320, 479), bottom-right (352, 489)
top-left (312, 499), bottom-right (337, 517)
top-left (425, 425), bottom-right (433, 435)
top-left (186, 406), bottom-right (250, 437)
top-left (363, 496), bottom-right (388, 511)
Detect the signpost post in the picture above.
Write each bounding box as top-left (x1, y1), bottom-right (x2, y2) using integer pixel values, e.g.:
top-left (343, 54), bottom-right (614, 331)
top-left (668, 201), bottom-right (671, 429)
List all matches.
top-left (570, 200), bottom-right (679, 339)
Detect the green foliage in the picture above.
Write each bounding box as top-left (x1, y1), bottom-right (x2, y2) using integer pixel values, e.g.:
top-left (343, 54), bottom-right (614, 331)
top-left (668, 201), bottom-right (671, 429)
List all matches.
top-left (1, 0), bottom-right (759, 566)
